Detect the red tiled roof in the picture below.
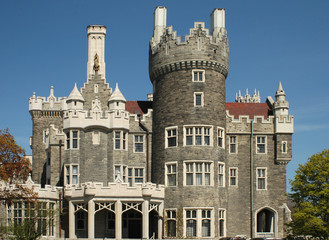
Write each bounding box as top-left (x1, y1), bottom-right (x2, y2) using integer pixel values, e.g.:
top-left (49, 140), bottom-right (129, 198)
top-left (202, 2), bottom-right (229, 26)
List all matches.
top-left (226, 103), bottom-right (271, 119)
top-left (126, 101), bottom-right (153, 115)
top-left (126, 101), bottom-right (272, 119)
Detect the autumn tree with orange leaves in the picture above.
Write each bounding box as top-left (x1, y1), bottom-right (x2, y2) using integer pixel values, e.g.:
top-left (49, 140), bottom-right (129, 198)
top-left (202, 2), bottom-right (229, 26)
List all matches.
top-left (0, 128), bottom-right (36, 204)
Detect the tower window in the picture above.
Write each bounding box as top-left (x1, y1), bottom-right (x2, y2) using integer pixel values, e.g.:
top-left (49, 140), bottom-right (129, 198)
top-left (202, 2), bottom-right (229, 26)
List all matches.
top-left (184, 161), bottom-right (213, 186)
top-left (114, 131), bottom-right (127, 150)
top-left (229, 136), bottom-right (237, 154)
top-left (134, 135), bottom-right (144, 153)
top-left (166, 127), bottom-right (178, 148)
top-left (229, 167), bottom-right (238, 186)
top-left (257, 168), bottom-right (267, 190)
top-left (192, 70), bottom-right (205, 82)
top-left (194, 92), bottom-right (204, 107)
top-left (166, 209), bottom-right (177, 237)
top-left (217, 127), bottom-right (225, 148)
top-left (218, 163), bottom-right (225, 187)
top-left (184, 126), bottom-right (212, 146)
top-left (256, 136), bottom-right (267, 154)
top-left (65, 130), bottom-right (79, 149)
top-left (166, 162), bottom-right (177, 186)
top-left (64, 164), bottom-right (79, 185)
top-left (282, 141), bottom-right (287, 153)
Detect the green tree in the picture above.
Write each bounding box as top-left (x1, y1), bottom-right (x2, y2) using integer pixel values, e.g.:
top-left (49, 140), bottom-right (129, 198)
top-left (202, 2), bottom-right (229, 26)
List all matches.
top-left (288, 149), bottom-right (329, 238)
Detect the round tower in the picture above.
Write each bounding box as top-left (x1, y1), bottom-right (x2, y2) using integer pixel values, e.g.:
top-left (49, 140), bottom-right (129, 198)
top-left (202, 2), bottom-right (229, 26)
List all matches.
top-left (149, 7), bottom-right (229, 238)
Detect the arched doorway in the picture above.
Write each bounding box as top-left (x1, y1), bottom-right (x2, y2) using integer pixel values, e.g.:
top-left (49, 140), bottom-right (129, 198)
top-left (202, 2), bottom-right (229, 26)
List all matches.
top-left (149, 209), bottom-right (159, 239)
top-left (256, 208), bottom-right (276, 236)
top-left (122, 209), bottom-right (142, 238)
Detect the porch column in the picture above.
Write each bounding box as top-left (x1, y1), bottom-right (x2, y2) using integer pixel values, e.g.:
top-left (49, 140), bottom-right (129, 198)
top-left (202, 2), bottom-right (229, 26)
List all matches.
top-left (158, 202), bottom-right (164, 239)
top-left (68, 201), bottom-right (75, 239)
top-left (88, 199), bottom-right (95, 239)
top-left (142, 199), bottom-right (149, 239)
top-left (115, 200), bottom-right (122, 240)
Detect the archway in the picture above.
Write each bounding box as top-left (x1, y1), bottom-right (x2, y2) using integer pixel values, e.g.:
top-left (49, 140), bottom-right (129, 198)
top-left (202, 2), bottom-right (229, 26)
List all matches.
top-left (149, 209), bottom-right (159, 239)
top-left (95, 209), bottom-right (115, 238)
top-left (122, 209), bottom-right (142, 238)
top-left (256, 208), bottom-right (275, 235)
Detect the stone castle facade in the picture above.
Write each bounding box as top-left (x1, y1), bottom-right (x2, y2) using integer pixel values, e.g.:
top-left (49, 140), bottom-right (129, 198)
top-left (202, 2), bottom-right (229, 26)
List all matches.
top-left (6, 6), bottom-right (294, 239)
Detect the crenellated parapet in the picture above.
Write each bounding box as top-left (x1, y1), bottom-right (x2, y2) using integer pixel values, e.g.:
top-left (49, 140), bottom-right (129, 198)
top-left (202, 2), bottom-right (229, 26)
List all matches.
top-left (63, 109), bottom-right (129, 130)
top-left (149, 7), bottom-right (229, 82)
top-left (29, 86), bottom-right (67, 112)
top-left (64, 181), bottom-right (164, 200)
top-left (0, 175), bottom-right (62, 200)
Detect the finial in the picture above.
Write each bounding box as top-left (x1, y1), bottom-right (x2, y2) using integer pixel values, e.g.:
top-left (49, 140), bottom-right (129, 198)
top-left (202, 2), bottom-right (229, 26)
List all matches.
top-left (50, 86), bottom-right (54, 97)
top-left (116, 82), bottom-right (119, 89)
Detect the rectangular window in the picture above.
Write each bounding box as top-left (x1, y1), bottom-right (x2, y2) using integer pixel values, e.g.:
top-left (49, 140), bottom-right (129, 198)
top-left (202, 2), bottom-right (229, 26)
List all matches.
top-left (166, 127), bottom-right (177, 148)
top-left (114, 131), bottom-right (127, 150)
top-left (186, 210), bottom-right (197, 237)
top-left (218, 163), bottom-right (225, 187)
top-left (229, 168), bottom-right (238, 186)
top-left (166, 163), bottom-right (177, 186)
top-left (257, 168), bottom-right (267, 190)
top-left (256, 136), bottom-right (266, 154)
top-left (166, 210), bottom-right (177, 237)
top-left (7, 201), bottom-right (55, 237)
top-left (127, 167), bottom-right (144, 186)
top-left (201, 210), bottom-right (211, 237)
top-left (218, 209), bottom-right (226, 237)
top-left (229, 136), bottom-right (237, 154)
top-left (282, 141), bottom-right (287, 153)
top-left (65, 130), bottom-right (80, 149)
top-left (185, 209), bottom-right (213, 238)
top-left (194, 92), bottom-right (204, 107)
top-left (184, 126), bottom-right (212, 146)
top-left (217, 127), bottom-right (225, 148)
top-left (134, 135), bottom-right (144, 152)
top-left (64, 164), bottom-right (79, 185)
top-left (192, 70), bottom-right (205, 82)
top-left (114, 165), bottom-right (127, 182)
top-left (185, 162), bottom-right (212, 186)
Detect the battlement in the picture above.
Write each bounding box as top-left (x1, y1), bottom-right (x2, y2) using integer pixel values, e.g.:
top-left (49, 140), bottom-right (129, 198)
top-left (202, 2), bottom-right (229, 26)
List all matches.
top-left (149, 7), bottom-right (229, 82)
top-left (64, 181), bottom-right (164, 199)
top-left (63, 109), bottom-right (129, 130)
top-left (275, 115), bottom-right (294, 133)
top-left (29, 87), bottom-right (67, 111)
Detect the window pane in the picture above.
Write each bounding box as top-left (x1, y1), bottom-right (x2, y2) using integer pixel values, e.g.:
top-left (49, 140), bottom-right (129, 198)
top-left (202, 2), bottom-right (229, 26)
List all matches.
top-left (202, 220), bottom-right (211, 237)
top-left (72, 139), bottom-right (78, 149)
top-left (196, 173), bottom-right (202, 185)
top-left (204, 136), bottom-right (210, 145)
top-left (205, 173), bottom-right (210, 185)
top-left (72, 175), bottom-right (78, 184)
top-left (186, 220), bottom-right (196, 237)
top-left (72, 131), bottom-right (78, 138)
top-left (168, 175), bottom-right (176, 186)
top-left (72, 166), bottom-right (78, 174)
top-left (167, 220), bottom-right (176, 237)
top-left (196, 94), bottom-right (202, 106)
top-left (195, 136), bottom-right (202, 145)
top-left (115, 140), bottom-right (120, 149)
top-left (186, 136), bottom-right (193, 145)
top-left (187, 173), bottom-right (193, 185)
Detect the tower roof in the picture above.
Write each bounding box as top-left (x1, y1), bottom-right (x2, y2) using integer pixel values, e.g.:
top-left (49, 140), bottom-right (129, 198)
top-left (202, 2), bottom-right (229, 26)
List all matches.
top-left (275, 82), bottom-right (285, 96)
top-left (109, 83), bottom-right (126, 102)
top-left (67, 83), bottom-right (85, 102)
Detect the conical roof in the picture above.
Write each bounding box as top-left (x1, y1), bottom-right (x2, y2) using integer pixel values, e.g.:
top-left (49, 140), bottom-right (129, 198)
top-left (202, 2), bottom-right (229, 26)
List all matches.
top-left (276, 82), bottom-right (285, 96)
top-left (109, 83), bottom-right (126, 102)
top-left (67, 83), bottom-right (85, 102)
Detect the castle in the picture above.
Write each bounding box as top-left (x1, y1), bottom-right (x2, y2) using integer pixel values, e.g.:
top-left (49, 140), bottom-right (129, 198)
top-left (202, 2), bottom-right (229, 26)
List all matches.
top-left (8, 6), bottom-right (293, 239)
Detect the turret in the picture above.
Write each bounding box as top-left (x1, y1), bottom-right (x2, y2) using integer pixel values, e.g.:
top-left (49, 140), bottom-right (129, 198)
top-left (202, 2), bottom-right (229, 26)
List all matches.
top-left (273, 82), bottom-right (289, 116)
top-left (66, 83), bottom-right (85, 110)
top-left (86, 25), bottom-right (107, 78)
top-left (108, 83), bottom-right (126, 110)
top-left (152, 6), bottom-right (167, 46)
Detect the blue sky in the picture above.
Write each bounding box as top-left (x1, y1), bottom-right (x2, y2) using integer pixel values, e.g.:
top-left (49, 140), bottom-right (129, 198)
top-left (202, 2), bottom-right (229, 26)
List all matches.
top-left (1, 0), bottom-right (328, 190)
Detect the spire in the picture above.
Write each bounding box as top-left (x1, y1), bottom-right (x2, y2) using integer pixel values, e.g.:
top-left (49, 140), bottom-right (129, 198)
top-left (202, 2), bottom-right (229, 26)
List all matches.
top-left (67, 83), bottom-right (85, 102)
top-left (109, 83), bottom-right (126, 102)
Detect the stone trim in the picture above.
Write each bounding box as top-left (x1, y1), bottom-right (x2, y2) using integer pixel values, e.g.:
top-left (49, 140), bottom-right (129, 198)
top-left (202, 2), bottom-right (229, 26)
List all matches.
top-left (150, 60), bottom-right (228, 81)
